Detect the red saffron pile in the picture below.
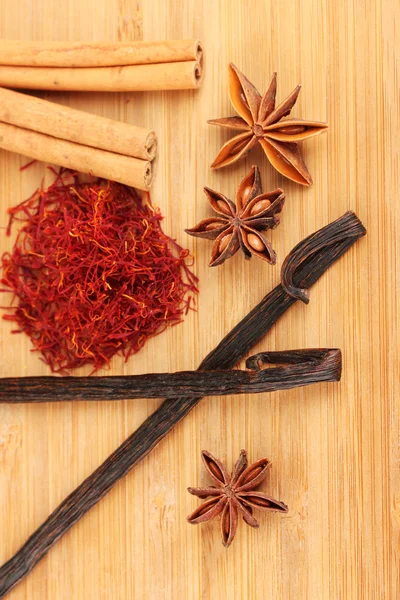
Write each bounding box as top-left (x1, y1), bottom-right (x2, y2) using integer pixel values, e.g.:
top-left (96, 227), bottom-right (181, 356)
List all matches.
top-left (0, 170), bottom-right (198, 374)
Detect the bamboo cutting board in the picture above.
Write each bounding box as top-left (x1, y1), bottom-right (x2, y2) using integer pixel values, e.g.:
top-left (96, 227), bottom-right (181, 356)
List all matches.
top-left (0, 0), bottom-right (399, 598)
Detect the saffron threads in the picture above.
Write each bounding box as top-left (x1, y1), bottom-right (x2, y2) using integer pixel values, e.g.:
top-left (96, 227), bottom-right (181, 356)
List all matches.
top-left (0, 170), bottom-right (198, 373)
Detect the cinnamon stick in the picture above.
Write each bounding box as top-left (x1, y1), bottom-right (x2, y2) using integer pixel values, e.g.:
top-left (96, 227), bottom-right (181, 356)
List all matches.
top-left (0, 39), bottom-right (203, 67)
top-left (0, 212), bottom-right (366, 599)
top-left (0, 60), bottom-right (204, 92)
top-left (0, 349), bottom-right (342, 403)
top-left (0, 87), bottom-right (157, 160)
top-left (0, 122), bottom-right (153, 190)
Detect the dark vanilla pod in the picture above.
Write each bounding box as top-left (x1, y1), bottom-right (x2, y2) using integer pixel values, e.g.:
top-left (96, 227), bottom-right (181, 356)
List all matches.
top-left (0, 348), bottom-right (341, 403)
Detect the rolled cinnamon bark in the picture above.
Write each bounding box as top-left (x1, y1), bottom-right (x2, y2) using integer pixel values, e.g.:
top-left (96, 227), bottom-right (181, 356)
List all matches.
top-left (0, 39), bottom-right (203, 67)
top-left (0, 122), bottom-right (153, 190)
top-left (0, 87), bottom-right (157, 160)
top-left (0, 60), bottom-right (204, 92)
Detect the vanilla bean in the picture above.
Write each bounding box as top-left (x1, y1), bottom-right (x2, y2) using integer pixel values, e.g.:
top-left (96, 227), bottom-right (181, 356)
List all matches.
top-left (0, 349), bottom-right (342, 403)
top-left (0, 211), bottom-right (366, 598)
top-left (280, 211), bottom-right (363, 303)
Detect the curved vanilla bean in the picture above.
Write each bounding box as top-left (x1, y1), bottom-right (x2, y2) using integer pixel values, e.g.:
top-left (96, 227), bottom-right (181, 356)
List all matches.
top-left (0, 349), bottom-right (341, 403)
top-left (281, 211), bottom-right (366, 303)
top-left (0, 212), bottom-right (366, 599)
top-left (245, 348), bottom-right (342, 388)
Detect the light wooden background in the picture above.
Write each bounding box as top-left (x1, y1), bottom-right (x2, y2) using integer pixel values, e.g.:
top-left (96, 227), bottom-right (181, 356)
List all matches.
top-left (0, 0), bottom-right (399, 598)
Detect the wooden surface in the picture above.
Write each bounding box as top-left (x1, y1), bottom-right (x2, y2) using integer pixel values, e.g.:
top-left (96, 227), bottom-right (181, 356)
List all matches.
top-left (0, 0), bottom-right (399, 598)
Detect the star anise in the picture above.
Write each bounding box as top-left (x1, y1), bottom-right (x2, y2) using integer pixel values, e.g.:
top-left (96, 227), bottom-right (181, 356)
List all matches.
top-left (185, 165), bottom-right (285, 267)
top-left (187, 450), bottom-right (288, 548)
top-left (208, 63), bottom-right (328, 185)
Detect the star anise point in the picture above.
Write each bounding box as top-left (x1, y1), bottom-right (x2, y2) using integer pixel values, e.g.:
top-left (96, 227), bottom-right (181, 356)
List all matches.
top-left (186, 166), bottom-right (285, 266)
top-left (209, 66), bottom-right (327, 185)
top-left (187, 450), bottom-right (288, 547)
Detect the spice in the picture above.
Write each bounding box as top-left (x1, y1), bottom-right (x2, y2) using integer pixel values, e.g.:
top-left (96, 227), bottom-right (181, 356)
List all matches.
top-left (187, 450), bottom-right (288, 547)
top-left (0, 39), bottom-right (204, 92)
top-left (0, 211), bottom-right (366, 598)
top-left (0, 39), bottom-right (203, 67)
top-left (280, 213), bottom-right (366, 303)
top-left (208, 64), bottom-right (328, 185)
top-left (0, 170), bottom-right (198, 374)
top-left (0, 87), bottom-right (157, 161)
top-left (0, 349), bottom-right (341, 403)
top-left (0, 61), bottom-right (204, 93)
top-left (0, 121), bottom-right (154, 191)
top-left (185, 165), bottom-right (284, 266)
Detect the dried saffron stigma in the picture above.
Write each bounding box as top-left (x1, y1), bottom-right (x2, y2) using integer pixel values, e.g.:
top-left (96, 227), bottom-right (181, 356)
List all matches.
top-left (0, 170), bottom-right (198, 373)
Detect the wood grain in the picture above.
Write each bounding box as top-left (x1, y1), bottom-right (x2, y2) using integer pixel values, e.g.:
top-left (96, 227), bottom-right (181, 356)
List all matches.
top-left (0, 0), bottom-right (398, 599)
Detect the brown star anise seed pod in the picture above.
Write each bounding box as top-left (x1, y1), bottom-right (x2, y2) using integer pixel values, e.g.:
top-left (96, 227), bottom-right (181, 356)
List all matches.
top-left (185, 165), bottom-right (285, 267)
top-left (208, 64), bottom-right (328, 185)
top-left (187, 450), bottom-right (288, 548)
